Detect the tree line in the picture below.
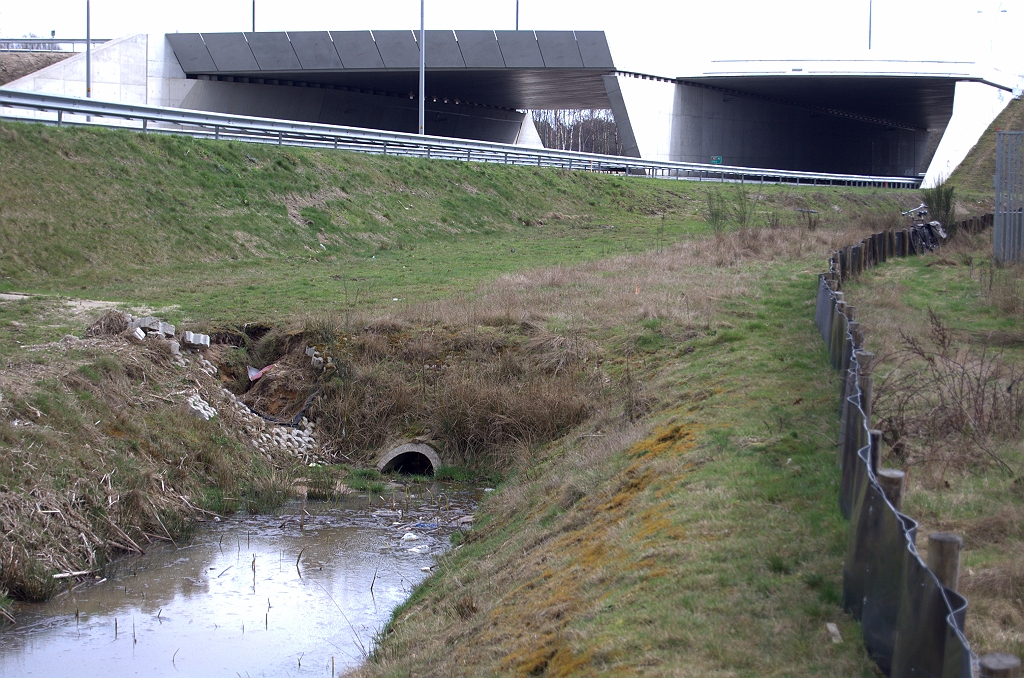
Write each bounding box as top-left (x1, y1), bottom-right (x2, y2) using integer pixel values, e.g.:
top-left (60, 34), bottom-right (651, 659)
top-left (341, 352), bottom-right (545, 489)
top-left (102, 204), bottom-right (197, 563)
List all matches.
top-left (531, 109), bottom-right (623, 156)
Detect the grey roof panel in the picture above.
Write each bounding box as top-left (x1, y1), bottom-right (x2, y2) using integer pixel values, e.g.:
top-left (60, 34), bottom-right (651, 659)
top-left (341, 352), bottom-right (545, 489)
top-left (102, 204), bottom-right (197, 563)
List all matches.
top-left (454, 30), bottom-right (504, 68)
top-left (166, 33), bottom-right (217, 73)
top-left (329, 31), bottom-right (385, 69)
top-left (424, 30), bottom-right (465, 68)
top-left (202, 33), bottom-right (259, 71)
top-left (494, 31), bottom-right (543, 68)
top-left (373, 30), bottom-right (420, 69)
top-left (536, 31), bottom-right (583, 68)
top-left (287, 31), bottom-right (343, 70)
top-left (244, 32), bottom-right (301, 70)
top-left (575, 31), bottom-right (614, 69)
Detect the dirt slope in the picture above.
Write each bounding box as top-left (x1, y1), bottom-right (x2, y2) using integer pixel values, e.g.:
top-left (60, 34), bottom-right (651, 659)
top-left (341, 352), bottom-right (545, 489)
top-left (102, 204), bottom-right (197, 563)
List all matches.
top-left (0, 52), bottom-right (71, 86)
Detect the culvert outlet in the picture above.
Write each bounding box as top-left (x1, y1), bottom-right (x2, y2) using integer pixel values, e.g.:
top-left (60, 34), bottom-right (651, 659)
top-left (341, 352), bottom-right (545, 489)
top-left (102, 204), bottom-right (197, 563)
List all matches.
top-left (376, 443), bottom-right (441, 475)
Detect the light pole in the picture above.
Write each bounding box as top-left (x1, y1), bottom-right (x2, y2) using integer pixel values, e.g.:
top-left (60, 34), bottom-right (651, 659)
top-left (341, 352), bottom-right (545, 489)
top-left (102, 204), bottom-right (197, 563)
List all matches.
top-left (86, 0), bottom-right (91, 98)
top-left (516, 1), bottom-right (519, 30)
top-left (868, 0), bottom-right (872, 50)
top-left (418, 0), bottom-right (425, 135)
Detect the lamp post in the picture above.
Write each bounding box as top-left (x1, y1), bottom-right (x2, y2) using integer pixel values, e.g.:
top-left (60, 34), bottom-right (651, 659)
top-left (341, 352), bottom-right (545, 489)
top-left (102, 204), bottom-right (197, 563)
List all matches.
top-left (86, 0), bottom-right (91, 98)
top-left (868, 0), bottom-right (872, 50)
top-left (419, 0), bottom-right (425, 135)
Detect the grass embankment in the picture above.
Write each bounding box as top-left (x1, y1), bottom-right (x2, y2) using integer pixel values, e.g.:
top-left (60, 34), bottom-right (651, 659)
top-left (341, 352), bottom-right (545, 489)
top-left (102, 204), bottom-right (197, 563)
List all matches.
top-left (0, 52), bottom-right (71, 87)
top-left (840, 230), bottom-right (1024, 661)
top-left (0, 120), bottom-right (954, 672)
top-left (948, 97), bottom-right (1024, 198)
top-left (349, 225), bottom-right (895, 676)
top-left (1, 120), bottom-right (915, 323)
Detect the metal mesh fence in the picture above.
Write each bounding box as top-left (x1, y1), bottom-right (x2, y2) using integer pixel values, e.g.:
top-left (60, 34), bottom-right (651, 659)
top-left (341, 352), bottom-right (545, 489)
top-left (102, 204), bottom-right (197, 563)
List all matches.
top-left (994, 131), bottom-right (1024, 264)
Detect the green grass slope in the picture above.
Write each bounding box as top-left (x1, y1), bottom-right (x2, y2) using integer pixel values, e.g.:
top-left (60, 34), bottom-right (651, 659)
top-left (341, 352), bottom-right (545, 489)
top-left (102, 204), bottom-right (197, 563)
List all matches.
top-left (949, 97), bottom-right (1024, 196)
top-left (1, 121), bottom-right (920, 323)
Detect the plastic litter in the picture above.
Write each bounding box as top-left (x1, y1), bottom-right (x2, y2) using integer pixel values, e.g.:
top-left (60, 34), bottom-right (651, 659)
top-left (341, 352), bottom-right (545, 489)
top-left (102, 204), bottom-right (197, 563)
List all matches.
top-left (247, 364), bottom-right (276, 381)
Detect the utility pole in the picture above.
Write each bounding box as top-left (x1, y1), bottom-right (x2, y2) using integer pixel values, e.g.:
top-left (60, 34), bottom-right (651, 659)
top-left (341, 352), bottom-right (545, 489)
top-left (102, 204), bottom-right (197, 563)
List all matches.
top-left (86, 0), bottom-right (91, 98)
top-left (418, 0), bottom-right (425, 135)
top-left (868, 0), bottom-right (872, 50)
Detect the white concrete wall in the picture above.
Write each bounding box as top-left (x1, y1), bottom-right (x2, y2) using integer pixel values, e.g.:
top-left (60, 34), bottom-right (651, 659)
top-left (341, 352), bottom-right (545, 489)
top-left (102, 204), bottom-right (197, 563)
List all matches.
top-left (1, 33), bottom-right (195, 108)
top-left (606, 75), bottom-right (677, 161)
top-left (147, 34), bottom-right (196, 108)
top-left (516, 113), bottom-right (544, 148)
top-left (923, 81), bottom-right (1014, 187)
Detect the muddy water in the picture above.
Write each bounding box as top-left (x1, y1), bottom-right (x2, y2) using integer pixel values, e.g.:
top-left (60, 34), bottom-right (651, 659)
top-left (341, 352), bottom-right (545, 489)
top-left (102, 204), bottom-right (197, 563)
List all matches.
top-left (0, 484), bottom-right (480, 678)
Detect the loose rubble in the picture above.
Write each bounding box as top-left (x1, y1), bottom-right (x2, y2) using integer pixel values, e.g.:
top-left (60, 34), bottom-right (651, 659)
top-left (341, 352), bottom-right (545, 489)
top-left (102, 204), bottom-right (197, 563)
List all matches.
top-left (105, 310), bottom-right (323, 464)
top-left (186, 393), bottom-right (217, 421)
top-left (220, 388), bottom-right (321, 463)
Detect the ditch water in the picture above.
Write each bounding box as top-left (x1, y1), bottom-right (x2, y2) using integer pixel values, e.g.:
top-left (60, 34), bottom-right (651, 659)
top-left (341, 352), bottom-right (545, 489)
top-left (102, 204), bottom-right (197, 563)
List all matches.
top-left (0, 483), bottom-right (481, 678)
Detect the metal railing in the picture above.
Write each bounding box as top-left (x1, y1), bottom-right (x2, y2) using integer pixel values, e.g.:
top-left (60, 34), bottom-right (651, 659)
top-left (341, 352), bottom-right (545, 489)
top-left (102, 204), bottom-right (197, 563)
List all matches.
top-left (0, 89), bottom-right (921, 188)
top-left (0, 38), bottom-right (109, 52)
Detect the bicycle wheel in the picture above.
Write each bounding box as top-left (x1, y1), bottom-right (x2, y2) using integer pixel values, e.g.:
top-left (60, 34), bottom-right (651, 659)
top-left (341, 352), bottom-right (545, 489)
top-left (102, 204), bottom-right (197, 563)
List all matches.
top-left (909, 227), bottom-right (923, 255)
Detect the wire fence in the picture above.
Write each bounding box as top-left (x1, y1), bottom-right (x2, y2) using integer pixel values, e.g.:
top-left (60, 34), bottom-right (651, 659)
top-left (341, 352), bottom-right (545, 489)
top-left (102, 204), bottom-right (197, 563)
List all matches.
top-left (0, 90), bottom-right (922, 189)
top-left (994, 131), bottom-right (1024, 264)
top-left (814, 213), bottom-right (1000, 678)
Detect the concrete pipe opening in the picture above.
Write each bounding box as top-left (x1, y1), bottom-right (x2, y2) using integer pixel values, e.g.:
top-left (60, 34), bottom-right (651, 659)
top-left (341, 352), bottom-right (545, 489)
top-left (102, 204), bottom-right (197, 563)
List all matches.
top-left (376, 443), bottom-right (441, 476)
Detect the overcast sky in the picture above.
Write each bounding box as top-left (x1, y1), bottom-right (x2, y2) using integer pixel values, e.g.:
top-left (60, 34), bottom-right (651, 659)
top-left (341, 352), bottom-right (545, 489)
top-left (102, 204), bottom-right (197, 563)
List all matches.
top-left (1, 1), bottom-right (1021, 78)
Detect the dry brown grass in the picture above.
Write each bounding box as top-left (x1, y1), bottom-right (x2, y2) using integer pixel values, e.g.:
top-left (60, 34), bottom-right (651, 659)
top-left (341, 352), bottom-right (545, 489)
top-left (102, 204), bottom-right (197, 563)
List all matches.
top-left (241, 222), bottom-right (884, 470)
top-left (841, 230), bottom-right (1024, 661)
top-left (0, 327), bottom-right (296, 603)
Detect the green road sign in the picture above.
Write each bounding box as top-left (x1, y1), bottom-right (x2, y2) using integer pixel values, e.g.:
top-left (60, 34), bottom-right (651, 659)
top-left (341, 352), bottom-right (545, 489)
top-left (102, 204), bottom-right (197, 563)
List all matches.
top-left (710, 156), bottom-right (722, 165)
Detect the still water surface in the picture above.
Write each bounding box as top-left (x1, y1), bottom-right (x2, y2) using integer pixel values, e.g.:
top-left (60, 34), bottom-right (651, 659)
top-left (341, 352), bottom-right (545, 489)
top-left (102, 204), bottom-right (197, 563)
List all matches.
top-left (0, 484), bottom-right (478, 677)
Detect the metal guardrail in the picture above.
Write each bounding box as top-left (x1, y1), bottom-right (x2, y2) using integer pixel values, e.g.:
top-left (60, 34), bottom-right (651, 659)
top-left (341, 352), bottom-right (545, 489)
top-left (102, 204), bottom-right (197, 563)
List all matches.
top-left (0, 38), bottom-right (109, 52)
top-left (0, 89), bottom-right (921, 188)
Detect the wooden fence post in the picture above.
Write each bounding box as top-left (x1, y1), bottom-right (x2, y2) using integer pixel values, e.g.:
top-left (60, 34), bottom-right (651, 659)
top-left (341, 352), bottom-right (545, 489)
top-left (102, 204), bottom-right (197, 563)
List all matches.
top-left (927, 532), bottom-right (963, 592)
top-left (869, 429), bottom-right (883, 473)
top-left (877, 469), bottom-right (905, 511)
top-left (856, 350), bottom-right (874, 425)
top-left (980, 653), bottom-right (1022, 678)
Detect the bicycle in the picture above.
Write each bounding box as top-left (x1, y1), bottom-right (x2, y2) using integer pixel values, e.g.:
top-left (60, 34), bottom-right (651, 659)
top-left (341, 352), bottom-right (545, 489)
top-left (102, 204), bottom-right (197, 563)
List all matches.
top-left (901, 203), bottom-right (947, 253)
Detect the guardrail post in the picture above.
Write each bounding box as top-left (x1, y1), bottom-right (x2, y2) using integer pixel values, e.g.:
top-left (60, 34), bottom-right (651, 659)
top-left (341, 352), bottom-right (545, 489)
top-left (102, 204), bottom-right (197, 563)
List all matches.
top-left (142, 118), bottom-right (148, 133)
top-left (214, 125), bottom-right (220, 141)
top-left (57, 110), bottom-right (63, 126)
top-left (926, 532), bottom-right (962, 592)
top-left (980, 654), bottom-right (1022, 678)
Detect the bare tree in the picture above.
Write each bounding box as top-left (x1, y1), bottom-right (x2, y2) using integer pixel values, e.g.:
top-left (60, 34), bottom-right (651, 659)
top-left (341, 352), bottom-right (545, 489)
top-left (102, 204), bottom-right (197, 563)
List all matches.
top-left (531, 109), bottom-right (623, 156)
